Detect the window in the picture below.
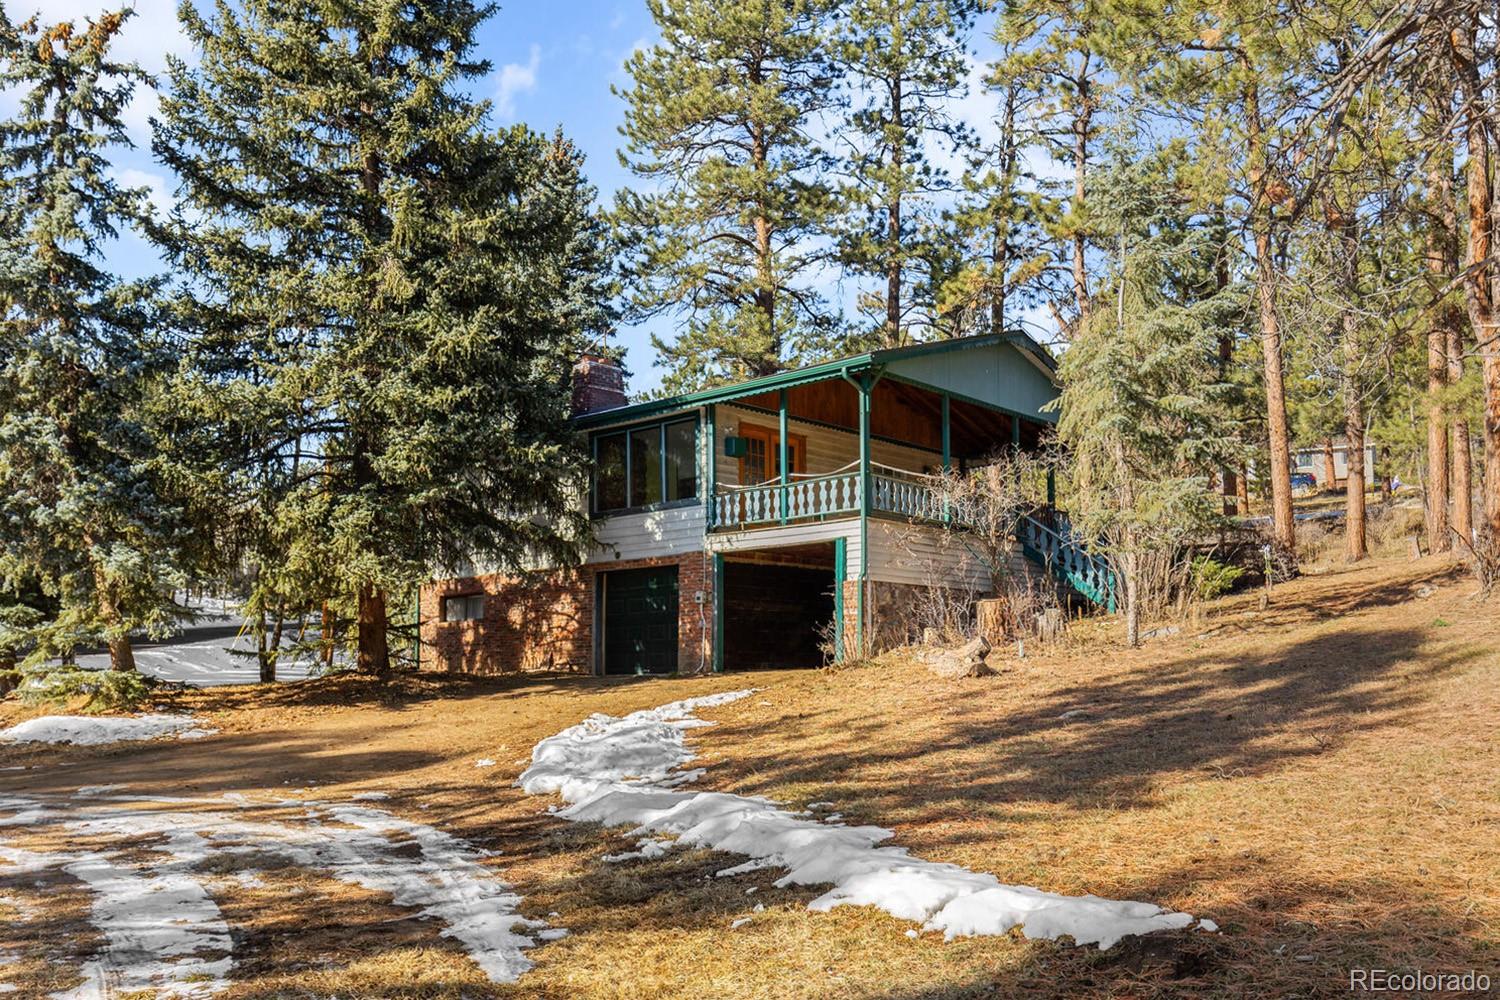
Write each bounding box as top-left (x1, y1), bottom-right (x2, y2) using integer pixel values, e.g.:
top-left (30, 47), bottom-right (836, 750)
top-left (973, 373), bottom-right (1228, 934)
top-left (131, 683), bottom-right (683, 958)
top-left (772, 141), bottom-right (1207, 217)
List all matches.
top-left (738, 424), bottom-right (805, 485)
top-left (443, 594), bottom-right (485, 622)
top-left (630, 427), bottom-right (663, 507)
top-left (664, 420), bottom-right (698, 501)
top-left (592, 417), bottom-right (699, 514)
top-left (595, 433), bottom-right (627, 511)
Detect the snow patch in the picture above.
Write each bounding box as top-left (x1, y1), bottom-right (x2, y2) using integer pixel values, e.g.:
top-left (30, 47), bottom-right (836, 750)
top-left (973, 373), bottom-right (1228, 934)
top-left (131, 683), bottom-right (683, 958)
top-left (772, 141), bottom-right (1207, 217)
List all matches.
top-left (0, 792), bottom-right (546, 988)
top-left (1, 715), bottom-right (213, 746)
top-left (602, 837), bottom-right (672, 863)
top-left (349, 792), bottom-right (389, 801)
top-left (520, 692), bottom-right (1198, 950)
top-left (474, 759), bottom-right (496, 768)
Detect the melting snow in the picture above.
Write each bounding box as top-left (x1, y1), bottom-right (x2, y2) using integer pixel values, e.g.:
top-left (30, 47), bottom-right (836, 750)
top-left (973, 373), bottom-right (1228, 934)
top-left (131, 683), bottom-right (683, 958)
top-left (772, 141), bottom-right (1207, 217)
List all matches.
top-left (0, 792), bottom-right (547, 991)
top-left (0, 715), bottom-right (215, 746)
top-left (519, 691), bottom-right (1203, 950)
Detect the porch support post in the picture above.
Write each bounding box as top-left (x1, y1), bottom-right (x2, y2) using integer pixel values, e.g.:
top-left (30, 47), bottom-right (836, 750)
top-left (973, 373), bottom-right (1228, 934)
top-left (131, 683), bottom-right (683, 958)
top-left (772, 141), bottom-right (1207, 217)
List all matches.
top-left (857, 375), bottom-right (871, 656)
top-left (941, 393), bottom-right (951, 471)
top-left (833, 536), bottom-right (847, 662)
top-left (1047, 466), bottom-right (1056, 509)
top-left (1011, 413), bottom-right (1022, 450)
top-left (712, 552), bottom-right (724, 673)
top-left (778, 388), bottom-right (790, 524)
top-left (706, 404), bottom-right (717, 527)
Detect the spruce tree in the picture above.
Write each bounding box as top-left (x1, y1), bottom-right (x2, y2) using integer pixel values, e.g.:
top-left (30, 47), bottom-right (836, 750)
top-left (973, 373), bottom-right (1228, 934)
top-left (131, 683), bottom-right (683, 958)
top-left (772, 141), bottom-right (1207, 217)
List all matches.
top-left (1053, 140), bottom-right (1244, 646)
top-left (828, 0), bottom-right (978, 348)
top-left (614, 0), bottom-right (837, 392)
top-left (154, 0), bottom-right (609, 675)
top-left (0, 10), bottom-right (188, 673)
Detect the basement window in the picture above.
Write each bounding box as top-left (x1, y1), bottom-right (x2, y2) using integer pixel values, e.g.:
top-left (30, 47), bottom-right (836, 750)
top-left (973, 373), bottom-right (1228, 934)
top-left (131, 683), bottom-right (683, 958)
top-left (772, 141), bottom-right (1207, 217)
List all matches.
top-left (442, 594), bottom-right (485, 622)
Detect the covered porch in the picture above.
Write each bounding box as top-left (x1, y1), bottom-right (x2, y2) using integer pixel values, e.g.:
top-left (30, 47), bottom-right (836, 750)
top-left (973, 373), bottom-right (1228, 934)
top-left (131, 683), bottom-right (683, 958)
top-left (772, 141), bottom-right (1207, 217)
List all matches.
top-left (706, 369), bottom-right (1054, 533)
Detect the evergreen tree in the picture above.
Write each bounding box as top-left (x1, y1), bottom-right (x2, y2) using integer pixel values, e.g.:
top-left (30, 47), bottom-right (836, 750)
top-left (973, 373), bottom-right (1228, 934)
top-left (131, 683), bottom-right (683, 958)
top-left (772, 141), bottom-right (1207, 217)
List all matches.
top-left (614, 0), bottom-right (837, 392)
top-left (0, 10), bottom-right (188, 672)
top-left (992, 0), bottom-right (1111, 338)
top-left (1053, 140), bottom-right (1244, 646)
top-left (154, 0), bottom-right (609, 675)
top-left (936, 39), bottom-right (1052, 339)
top-left (828, 0), bottom-right (978, 348)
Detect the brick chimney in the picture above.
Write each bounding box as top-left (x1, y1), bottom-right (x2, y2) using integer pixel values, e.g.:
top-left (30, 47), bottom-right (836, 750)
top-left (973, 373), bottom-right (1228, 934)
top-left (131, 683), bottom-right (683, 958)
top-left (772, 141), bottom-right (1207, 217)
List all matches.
top-left (571, 353), bottom-right (627, 415)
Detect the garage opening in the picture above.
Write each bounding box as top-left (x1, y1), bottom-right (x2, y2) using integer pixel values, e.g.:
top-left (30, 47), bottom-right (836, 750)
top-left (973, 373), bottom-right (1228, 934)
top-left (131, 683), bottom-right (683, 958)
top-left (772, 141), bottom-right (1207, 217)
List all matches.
top-left (722, 543), bottom-right (837, 670)
top-left (600, 565), bottom-right (679, 675)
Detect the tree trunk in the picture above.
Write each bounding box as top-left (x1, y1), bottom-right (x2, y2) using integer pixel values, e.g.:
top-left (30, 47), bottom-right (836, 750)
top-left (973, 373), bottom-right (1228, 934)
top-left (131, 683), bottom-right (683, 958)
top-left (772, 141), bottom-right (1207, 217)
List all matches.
top-left (1426, 154), bottom-right (1456, 552)
top-left (1451, 323), bottom-right (1475, 544)
top-left (320, 599), bottom-right (335, 671)
top-left (256, 606), bottom-right (272, 684)
top-left (1237, 463), bottom-right (1250, 510)
top-left (1071, 81), bottom-right (1092, 332)
top-left (1123, 548), bottom-right (1139, 648)
top-left (357, 584), bottom-right (390, 675)
top-left (1255, 226), bottom-right (1296, 556)
top-left (885, 73), bottom-right (903, 348)
top-left (1454, 15), bottom-right (1500, 551)
top-left (1322, 438), bottom-right (1337, 491)
top-left (93, 567), bottom-right (136, 672)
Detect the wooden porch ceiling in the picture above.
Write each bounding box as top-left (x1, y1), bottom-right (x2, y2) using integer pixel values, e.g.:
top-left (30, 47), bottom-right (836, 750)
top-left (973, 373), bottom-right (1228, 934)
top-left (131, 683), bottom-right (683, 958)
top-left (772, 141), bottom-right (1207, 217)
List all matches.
top-left (736, 377), bottom-right (1045, 459)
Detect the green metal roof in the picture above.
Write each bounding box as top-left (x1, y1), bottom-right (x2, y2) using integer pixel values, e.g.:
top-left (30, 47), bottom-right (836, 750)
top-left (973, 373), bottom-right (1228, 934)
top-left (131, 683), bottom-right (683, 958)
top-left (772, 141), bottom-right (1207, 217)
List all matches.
top-left (572, 331), bottom-right (1058, 429)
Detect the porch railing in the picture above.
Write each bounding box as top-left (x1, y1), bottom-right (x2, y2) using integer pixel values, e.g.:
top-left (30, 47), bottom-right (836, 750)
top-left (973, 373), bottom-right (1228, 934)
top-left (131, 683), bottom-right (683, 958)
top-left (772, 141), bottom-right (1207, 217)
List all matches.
top-left (711, 469), bottom-right (861, 529)
top-left (1019, 513), bottom-right (1117, 611)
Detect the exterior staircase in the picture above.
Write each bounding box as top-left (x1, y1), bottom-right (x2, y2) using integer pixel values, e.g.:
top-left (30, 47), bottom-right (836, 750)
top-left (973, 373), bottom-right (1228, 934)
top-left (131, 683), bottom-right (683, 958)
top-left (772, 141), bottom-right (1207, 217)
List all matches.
top-left (1019, 512), bottom-right (1117, 612)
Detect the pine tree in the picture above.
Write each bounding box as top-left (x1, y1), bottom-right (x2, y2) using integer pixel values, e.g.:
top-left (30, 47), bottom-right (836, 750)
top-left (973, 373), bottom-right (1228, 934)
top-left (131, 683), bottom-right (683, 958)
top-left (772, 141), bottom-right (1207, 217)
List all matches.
top-left (936, 38), bottom-right (1052, 338)
top-left (0, 10), bottom-right (188, 673)
top-left (993, 0), bottom-right (1111, 339)
top-left (614, 0), bottom-right (838, 392)
top-left (154, 0), bottom-right (609, 675)
top-left (828, 0), bottom-right (978, 348)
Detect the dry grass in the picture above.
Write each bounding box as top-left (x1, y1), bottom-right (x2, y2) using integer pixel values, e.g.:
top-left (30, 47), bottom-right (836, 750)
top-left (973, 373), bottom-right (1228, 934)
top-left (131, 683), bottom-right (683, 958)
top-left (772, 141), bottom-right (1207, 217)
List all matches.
top-left (1, 555), bottom-right (1497, 998)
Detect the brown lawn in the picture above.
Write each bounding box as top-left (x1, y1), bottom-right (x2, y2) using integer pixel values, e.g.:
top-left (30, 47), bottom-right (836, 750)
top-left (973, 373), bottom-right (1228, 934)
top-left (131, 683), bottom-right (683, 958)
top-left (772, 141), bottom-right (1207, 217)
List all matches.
top-left (0, 554), bottom-right (1496, 999)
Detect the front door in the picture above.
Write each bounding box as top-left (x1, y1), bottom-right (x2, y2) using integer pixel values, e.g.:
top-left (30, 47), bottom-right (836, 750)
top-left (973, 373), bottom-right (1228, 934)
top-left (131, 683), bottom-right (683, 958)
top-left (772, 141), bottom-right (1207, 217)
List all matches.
top-left (601, 566), bottom-right (679, 675)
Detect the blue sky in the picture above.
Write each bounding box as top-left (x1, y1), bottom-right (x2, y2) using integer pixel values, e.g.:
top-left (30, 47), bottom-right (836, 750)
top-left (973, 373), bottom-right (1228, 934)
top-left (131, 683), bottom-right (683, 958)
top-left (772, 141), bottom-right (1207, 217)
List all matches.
top-left (19, 0), bottom-right (1030, 395)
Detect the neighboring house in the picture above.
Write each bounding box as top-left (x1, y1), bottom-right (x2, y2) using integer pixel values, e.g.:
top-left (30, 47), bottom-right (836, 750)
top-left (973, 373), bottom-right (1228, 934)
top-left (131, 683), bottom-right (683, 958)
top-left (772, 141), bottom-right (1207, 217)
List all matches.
top-left (420, 333), bottom-right (1078, 676)
top-left (1292, 437), bottom-right (1377, 490)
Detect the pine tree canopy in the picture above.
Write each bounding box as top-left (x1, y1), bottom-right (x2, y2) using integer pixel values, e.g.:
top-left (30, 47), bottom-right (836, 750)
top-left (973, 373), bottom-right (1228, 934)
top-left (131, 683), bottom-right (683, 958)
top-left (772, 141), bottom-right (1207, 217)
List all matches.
top-left (0, 9), bottom-right (188, 670)
top-left (613, 0), bottom-right (838, 393)
top-left (153, 0), bottom-right (613, 671)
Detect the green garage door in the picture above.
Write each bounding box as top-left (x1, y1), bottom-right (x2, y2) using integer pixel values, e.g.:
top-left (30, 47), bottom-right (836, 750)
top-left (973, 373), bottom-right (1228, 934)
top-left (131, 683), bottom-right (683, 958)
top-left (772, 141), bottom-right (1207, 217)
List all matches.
top-left (602, 566), bottom-right (679, 675)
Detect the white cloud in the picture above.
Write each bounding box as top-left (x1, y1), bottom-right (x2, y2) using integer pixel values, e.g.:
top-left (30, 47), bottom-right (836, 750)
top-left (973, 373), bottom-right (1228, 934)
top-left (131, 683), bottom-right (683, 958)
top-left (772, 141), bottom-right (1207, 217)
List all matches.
top-left (495, 44), bottom-right (541, 121)
top-left (110, 166), bottom-right (173, 217)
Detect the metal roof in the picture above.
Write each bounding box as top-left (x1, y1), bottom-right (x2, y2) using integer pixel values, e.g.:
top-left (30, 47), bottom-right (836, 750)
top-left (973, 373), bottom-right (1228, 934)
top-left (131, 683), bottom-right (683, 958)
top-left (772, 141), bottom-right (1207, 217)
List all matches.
top-left (572, 331), bottom-right (1058, 429)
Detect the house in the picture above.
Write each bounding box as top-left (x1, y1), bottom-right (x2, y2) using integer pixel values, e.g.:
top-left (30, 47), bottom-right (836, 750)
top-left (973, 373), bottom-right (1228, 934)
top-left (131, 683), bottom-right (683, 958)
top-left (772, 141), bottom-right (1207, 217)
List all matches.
top-left (420, 333), bottom-right (1083, 676)
top-left (1291, 437), bottom-right (1377, 490)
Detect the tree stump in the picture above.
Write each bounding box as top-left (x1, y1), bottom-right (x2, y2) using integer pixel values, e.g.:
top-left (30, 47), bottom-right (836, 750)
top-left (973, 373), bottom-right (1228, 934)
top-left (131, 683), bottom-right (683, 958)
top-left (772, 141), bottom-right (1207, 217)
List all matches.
top-left (976, 598), bottom-right (1007, 644)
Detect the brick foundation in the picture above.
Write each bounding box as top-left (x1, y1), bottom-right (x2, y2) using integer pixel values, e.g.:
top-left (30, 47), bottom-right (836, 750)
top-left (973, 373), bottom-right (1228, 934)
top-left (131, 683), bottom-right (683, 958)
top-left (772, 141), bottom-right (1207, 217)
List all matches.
top-left (421, 552), bottom-right (715, 675)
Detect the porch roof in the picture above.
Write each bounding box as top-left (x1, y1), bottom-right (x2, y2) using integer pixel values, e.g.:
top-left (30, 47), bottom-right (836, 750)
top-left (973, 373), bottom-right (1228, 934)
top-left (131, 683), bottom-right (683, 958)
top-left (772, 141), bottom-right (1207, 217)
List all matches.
top-left (572, 331), bottom-right (1059, 430)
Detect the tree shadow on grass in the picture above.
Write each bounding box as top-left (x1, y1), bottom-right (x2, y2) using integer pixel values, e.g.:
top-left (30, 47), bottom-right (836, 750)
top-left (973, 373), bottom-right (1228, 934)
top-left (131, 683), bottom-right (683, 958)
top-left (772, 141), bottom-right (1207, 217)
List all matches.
top-left (705, 619), bottom-right (1483, 822)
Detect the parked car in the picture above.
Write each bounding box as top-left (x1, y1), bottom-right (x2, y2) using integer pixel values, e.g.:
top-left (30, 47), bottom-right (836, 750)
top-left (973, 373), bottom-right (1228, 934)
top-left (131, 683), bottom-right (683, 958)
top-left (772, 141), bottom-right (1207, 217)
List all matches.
top-left (1290, 472), bottom-right (1317, 494)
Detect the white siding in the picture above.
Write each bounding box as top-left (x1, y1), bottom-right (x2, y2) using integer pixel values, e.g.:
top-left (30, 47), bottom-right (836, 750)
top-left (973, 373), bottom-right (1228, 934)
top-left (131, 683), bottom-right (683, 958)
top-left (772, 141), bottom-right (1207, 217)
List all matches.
top-left (587, 504), bottom-right (706, 564)
top-left (864, 520), bottom-right (1027, 591)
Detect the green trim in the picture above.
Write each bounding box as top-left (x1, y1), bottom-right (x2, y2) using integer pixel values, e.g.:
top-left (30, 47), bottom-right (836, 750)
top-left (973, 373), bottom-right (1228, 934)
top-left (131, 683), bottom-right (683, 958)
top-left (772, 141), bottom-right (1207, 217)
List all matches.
top-left (571, 332), bottom-right (1057, 429)
top-left (705, 404), bottom-right (717, 527)
top-left (833, 536), bottom-right (847, 663)
top-left (711, 553), bottom-right (725, 673)
top-left (778, 389), bottom-right (790, 525)
top-left (940, 394), bottom-right (951, 470)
